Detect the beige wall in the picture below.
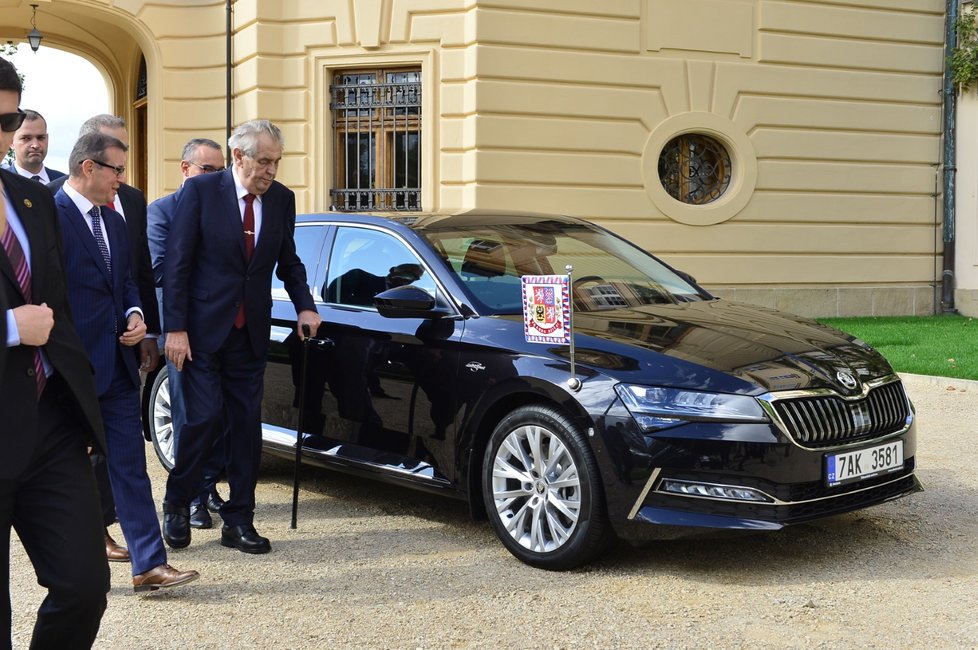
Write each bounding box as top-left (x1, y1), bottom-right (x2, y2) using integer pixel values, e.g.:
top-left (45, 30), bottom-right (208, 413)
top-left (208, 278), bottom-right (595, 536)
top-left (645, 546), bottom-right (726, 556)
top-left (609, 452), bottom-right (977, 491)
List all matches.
top-left (5, 0), bottom-right (949, 317)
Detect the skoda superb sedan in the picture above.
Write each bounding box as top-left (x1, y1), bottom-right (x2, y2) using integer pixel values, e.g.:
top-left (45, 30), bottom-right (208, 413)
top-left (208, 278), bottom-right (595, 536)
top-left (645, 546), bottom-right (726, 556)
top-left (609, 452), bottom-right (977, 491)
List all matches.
top-left (145, 211), bottom-right (921, 570)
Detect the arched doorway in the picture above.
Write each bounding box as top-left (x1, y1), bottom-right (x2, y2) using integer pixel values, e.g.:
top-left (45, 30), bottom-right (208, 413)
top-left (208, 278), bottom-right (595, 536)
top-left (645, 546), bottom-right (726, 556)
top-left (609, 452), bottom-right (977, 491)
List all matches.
top-left (0, 0), bottom-right (156, 192)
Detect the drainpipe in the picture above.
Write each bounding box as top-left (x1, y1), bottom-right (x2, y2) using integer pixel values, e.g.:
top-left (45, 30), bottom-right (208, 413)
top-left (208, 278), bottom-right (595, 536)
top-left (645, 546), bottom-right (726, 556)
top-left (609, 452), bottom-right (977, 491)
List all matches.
top-left (226, 0), bottom-right (233, 162)
top-left (941, 0), bottom-right (958, 313)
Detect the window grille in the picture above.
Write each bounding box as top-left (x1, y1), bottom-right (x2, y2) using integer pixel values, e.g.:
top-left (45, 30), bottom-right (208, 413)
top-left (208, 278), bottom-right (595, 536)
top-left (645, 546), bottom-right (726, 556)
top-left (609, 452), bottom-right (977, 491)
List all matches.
top-left (330, 69), bottom-right (421, 212)
top-left (658, 134), bottom-right (731, 205)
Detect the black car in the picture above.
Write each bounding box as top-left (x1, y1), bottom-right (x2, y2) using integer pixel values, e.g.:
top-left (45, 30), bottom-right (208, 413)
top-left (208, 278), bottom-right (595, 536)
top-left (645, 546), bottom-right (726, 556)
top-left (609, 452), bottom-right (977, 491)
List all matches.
top-left (144, 211), bottom-right (921, 570)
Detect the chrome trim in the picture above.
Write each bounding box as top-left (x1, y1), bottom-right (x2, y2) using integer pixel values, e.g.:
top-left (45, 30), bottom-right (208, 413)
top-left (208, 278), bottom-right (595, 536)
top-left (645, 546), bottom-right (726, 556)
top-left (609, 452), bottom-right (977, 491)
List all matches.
top-left (759, 373), bottom-right (900, 403)
top-left (627, 467), bottom-right (661, 520)
top-left (756, 374), bottom-right (913, 451)
top-left (628, 466), bottom-right (913, 512)
top-left (269, 325), bottom-right (292, 343)
top-left (260, 424), bottom-right (447, 484)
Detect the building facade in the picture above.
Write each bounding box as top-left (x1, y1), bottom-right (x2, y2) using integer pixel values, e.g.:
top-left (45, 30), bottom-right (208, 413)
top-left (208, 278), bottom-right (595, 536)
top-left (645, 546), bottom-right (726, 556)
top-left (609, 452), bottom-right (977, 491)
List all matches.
top-left (0, 0), bottom-right (949, 317)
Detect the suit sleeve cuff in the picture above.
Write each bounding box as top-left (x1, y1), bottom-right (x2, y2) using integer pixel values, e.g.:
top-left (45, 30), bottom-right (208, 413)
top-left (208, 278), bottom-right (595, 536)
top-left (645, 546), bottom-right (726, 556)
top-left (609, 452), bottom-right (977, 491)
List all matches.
top-left (5, 310), bottom-right (20, 347)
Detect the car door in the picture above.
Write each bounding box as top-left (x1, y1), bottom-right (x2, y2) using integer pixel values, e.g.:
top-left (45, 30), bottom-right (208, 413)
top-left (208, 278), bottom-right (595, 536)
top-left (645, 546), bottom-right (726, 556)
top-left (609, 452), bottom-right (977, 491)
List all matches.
top-left (264, 222), bottom-right (465, 487)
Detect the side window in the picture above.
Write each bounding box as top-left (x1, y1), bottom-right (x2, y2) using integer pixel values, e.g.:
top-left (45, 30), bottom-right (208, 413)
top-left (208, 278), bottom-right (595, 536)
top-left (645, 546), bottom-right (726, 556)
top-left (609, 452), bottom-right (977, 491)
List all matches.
top-left (272, 225), bottom-right (328, 302)
top-left (323, 227), bottom-right (436, 308)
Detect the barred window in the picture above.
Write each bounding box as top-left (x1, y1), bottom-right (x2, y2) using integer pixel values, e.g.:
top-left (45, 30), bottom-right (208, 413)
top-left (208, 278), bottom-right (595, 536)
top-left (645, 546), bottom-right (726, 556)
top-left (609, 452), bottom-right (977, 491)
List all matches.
top-left (330, 68), bottom-right (421, 212)
top-left (658, 134), bottom-right (731, 205)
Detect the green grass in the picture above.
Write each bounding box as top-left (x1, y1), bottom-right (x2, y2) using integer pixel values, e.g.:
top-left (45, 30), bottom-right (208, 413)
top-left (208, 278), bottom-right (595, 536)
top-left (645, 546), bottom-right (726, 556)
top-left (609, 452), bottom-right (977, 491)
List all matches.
top-left (818, 314), bottom-right (978, 380)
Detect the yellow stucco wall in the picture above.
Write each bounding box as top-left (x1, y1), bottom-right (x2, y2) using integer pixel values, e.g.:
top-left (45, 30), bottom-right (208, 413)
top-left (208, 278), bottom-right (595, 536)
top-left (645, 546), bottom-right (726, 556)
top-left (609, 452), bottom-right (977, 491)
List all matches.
top-left (1, 0), bottom-right (948, 316)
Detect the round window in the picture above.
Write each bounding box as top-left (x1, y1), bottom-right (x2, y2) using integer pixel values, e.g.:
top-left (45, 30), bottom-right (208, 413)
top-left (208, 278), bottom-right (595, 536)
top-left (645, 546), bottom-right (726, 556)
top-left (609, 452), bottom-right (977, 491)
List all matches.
top-left (657, 134), bottom-right (732, 205)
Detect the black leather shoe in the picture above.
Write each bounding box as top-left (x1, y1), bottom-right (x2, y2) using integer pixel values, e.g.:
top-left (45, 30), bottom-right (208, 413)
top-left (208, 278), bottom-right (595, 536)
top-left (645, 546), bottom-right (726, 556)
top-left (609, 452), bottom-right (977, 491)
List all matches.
top-left (220, 524), bottom-right (271, 554)
top-left (162, 502), bottom-right (191, 549)
top-left (189, 502), bottom-right (212, 529)
top-left (206, 491), bottom-right (225, 514)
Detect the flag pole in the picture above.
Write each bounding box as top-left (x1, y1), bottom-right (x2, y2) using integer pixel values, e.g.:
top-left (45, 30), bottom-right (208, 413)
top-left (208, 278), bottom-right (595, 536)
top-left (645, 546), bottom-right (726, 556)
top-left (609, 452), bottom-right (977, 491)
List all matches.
top-left (565, 264), bottom-right (581, 391)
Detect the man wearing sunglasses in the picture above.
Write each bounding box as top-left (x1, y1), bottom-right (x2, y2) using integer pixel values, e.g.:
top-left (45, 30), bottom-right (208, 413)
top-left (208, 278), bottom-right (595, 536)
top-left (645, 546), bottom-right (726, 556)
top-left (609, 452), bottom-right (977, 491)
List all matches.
top-left (0, 57), bottom-right (109, 649)
top-left (1, 109), bottom-right (65, 183)
top-left (147, 137), bottom-right (228, 529)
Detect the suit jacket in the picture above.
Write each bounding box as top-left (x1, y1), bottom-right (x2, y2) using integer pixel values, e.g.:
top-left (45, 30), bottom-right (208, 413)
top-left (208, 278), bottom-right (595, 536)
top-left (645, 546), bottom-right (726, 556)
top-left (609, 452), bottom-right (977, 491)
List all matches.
top-left (0, 169), bottom-right (105, 478)
top-left (1, 158), bottom-right (66, 181)
top-left (163, 168), bottom-right (315, 358)
top-left (48, 176), bottom-right (159, 335)
top-left (146, 188), bottom-right (180, 328)
top-left (54, 189), bottom-right (141, 397)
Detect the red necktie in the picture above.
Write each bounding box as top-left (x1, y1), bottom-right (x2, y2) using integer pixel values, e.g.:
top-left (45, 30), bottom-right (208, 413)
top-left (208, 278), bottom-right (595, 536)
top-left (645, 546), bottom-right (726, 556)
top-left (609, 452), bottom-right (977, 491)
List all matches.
top-left (1, 226), bottom-right (46, 399)
top-left (107, 199), bottom-right (116, 211)
top-left (234, 194), bottom-right (256, 329)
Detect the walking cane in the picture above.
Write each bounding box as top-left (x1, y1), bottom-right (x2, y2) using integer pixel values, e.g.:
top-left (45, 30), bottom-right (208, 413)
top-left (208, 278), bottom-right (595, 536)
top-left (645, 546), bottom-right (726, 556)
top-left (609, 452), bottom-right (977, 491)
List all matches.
top-left (291, 324), bottom-right (313, 530)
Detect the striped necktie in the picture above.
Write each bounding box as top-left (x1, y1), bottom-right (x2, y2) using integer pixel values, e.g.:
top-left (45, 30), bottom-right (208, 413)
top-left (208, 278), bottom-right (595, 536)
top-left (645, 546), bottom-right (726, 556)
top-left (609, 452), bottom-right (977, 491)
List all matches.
top-left (0, 215), bottom-right (47, 399)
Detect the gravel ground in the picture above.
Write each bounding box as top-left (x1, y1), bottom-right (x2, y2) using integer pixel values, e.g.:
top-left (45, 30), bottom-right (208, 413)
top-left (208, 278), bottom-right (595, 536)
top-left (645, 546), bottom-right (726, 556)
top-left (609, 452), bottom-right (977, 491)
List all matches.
top-left (9, 373), bottom-right (978, 649)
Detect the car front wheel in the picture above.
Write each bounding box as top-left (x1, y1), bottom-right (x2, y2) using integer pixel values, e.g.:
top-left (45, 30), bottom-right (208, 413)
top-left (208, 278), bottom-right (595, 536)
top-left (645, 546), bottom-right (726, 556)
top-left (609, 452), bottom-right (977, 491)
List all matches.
top-left (482, 404), bottom-right (614, 570)
top-left (148, 365), bottom-right (175, 471)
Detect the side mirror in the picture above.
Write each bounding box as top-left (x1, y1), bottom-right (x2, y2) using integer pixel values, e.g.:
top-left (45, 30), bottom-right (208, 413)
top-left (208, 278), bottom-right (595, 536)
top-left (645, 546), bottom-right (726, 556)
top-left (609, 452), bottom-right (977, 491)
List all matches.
top-left (674, 269), bottom-right (698, 286)
top-left (374, 285), bottom-right (450, 319)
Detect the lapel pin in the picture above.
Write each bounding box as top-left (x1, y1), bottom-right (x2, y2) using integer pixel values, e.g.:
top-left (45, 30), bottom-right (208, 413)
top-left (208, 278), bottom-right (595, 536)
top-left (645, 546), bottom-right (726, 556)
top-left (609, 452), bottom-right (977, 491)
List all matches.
top-left (23, 199), bottom-right (32, 208)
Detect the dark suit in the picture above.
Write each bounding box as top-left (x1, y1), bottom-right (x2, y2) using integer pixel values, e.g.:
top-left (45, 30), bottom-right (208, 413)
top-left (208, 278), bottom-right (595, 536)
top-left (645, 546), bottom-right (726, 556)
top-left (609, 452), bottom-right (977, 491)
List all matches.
top-left (0, 169), bottom-right (108, 649)
top-left (163, 168), bottom-right (315, 526)
top-left (48, 177), bottom-right (158, 335)
top-left (0, 159), bottom-right (66, 182)
top-left (48, 177), bottom-right (158, 529)
top-left (147, 188), bottom-right (226, 505)
top-left (54, 188), bottom-right (167, 577)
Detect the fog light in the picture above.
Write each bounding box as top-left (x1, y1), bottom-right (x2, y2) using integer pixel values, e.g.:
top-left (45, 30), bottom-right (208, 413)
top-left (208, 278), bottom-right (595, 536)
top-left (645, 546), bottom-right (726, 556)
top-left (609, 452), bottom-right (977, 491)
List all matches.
top-left (659, 479), bottom-right (773, 503)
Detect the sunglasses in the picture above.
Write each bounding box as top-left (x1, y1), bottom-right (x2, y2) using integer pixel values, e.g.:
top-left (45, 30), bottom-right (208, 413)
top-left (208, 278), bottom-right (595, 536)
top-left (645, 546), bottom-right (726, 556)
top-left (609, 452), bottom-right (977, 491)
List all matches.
top-left (0, 109), bottom-right (27, 133)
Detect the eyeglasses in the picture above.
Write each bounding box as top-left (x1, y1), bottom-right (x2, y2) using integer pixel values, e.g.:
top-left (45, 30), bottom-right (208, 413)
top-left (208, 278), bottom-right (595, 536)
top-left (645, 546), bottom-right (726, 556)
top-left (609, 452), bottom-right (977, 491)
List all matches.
top-left (89, 159), bottom-right (126, 178)
top-left (0, 109), bottom-right (27, 133)
top-left (188, 161), bottom-right (222, 173)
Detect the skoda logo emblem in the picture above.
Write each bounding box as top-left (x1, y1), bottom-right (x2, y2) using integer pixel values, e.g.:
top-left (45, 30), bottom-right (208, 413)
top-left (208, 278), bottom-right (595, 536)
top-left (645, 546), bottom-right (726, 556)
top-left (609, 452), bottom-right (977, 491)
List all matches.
top-left (836, 370), bottom-right (858, 391)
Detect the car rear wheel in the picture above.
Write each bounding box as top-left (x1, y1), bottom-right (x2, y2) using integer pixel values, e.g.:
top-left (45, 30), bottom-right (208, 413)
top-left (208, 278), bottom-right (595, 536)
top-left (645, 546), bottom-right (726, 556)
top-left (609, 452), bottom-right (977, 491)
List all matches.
top-left (148, 365), bottom-right (175, 471)
top-left (482, 404), bottom-right (614, 570)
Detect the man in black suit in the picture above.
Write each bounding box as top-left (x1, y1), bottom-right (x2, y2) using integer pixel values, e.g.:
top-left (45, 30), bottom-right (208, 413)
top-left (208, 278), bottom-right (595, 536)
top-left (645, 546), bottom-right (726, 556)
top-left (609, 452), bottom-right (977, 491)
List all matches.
top-left (49, 115), bottom-right (160, 561)
top-left (163, 119), bottom-right (320, 554)
top-left (147, 138), bottom-right (229, 530)
top-left (0, 57), bottom-right (108, 650)
top-left (0, 109), bottom-right (66, 183)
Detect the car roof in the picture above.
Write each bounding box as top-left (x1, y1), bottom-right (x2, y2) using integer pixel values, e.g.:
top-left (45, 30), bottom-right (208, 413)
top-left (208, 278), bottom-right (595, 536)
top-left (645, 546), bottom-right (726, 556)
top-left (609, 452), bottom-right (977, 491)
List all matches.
top-left (296, 210), bottom-right (592, 233)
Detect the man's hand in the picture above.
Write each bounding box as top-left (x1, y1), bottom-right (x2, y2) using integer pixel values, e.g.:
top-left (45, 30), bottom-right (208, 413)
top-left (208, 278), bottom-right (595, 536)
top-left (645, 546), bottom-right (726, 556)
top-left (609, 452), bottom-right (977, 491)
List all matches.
top-left (119, 313), bottom-right (147, 347)
top-left (165, 331), bottom-right (192, 372)
top-left (297, 310), bottom-right (322, 341)
top-left (12, 303), bottom-right (54, 346)
top-left (140, 338), bottom-right (160, 372)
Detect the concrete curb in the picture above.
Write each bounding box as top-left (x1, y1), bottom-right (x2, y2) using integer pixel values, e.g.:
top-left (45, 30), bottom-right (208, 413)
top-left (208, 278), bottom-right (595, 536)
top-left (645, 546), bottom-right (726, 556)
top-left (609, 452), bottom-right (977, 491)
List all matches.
top-left (899, 372), bottom-right (978, 390)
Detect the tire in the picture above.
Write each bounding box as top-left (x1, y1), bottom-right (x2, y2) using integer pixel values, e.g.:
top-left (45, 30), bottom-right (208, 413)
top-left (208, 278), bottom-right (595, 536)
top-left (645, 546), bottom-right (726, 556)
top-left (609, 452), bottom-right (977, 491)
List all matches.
top-left (481, 404), bottom-right (615, 570)
top-left (148, 365), bottom-right (175, 471)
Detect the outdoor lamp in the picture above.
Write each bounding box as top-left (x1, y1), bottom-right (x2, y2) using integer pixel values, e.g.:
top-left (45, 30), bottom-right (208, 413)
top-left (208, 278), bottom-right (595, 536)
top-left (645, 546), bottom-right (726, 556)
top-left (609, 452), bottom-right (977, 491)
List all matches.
top-left (27, 4), bottom-right (42, 52)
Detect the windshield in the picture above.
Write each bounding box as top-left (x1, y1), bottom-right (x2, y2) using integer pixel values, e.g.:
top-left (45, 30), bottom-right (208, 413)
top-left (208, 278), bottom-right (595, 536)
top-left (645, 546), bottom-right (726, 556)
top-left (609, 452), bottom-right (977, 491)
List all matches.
top-left (420, 219), bottom-right (711, 314)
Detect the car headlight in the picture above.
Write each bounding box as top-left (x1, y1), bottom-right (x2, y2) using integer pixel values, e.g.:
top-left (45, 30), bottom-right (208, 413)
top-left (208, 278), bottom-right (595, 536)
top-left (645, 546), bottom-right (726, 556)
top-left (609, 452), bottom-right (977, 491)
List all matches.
top-left (614, 383), bottom-right (769, 432)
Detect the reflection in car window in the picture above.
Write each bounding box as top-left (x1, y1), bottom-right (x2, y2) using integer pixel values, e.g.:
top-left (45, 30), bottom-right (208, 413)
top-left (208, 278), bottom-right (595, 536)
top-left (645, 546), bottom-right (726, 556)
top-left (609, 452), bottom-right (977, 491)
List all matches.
top-left (272, 224), bottom-right (327, 302)
top-left (422, 220), bottom-right (709, 314)
top-left (324, 227), bottom-right (437, 308)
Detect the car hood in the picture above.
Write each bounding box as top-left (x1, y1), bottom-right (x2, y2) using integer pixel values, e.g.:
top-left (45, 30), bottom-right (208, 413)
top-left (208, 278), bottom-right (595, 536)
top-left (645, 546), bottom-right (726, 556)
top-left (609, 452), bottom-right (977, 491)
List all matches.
top-left (568, 300), bottom-right (891, 394)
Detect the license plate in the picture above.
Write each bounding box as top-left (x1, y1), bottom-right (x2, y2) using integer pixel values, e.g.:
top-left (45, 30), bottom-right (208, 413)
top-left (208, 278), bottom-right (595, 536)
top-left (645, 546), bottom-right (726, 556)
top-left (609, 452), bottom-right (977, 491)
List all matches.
top-left (826, 440), bottom-right (904, 486)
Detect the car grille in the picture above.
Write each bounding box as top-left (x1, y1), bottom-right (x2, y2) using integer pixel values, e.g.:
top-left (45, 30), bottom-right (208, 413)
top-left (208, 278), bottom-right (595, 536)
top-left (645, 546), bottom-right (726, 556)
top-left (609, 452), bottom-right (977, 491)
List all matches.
top-left (768, 380), bottom-right (910, 449)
